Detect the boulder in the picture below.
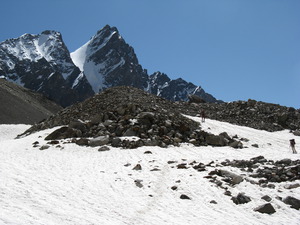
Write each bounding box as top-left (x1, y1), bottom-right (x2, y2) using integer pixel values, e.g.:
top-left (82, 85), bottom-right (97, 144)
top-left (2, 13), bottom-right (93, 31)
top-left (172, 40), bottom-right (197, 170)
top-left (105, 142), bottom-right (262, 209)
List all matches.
top-left (69, 120), bottom-right (86, 132)
top-left (206, 134), bottom-right (227, 146)
top-left (229, 140), bottom-right (243, 149)
top-left (219, 132), bottom-right (231, 140)
top-left (231, 193), bottom-right (251, 205)
top-left (111, 137), bottom-right (122, 147)
top-left (89, 136), bottom-right (110, 147)
top-left (261, 195), bottom-right (272, 202)
top-left (283, 196), bottom-right (300, 210)
top-left (98, 146), bottom-right (110, 152)
top-left (293, 130), bottom-right (300, 136)
top-left (254, 203), bottom-right (276, 214)
top-left (180, 194), bottom-right (191, 200)
top-left (132, 164), bottom-right (142, 170)
top-left (171, 186), bottom-right (178, 191)
top-left (45, 127), bottom-right (80, 140)
top-left (134, 179), bottom-right (143, 188)
top-left (39, 145), bottom-right (50, 150)
top-left (123, 128), bottom-right (137, 136)
top-left (219, 169), bottom-right (244, 185)
top-left (276, 158), bottom-right (292, 166)
top-left (75, 138), bottom-right (89, 146)
top-left (284, 183), bottom-right (300, 189)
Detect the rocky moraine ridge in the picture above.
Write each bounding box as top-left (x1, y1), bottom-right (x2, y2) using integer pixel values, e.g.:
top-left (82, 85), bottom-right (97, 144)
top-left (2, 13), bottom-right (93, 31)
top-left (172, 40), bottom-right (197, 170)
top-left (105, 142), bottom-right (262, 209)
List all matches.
top-left (23, 86), bottom-right (242, 149)
top-left (178, 97), bottom-right (300, 133)
top-left (23, 86), bottom-right (300, 149)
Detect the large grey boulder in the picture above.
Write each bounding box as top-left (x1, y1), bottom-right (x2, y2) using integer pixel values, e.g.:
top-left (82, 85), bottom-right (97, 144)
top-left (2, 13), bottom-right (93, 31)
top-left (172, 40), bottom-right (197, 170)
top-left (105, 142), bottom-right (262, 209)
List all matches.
top-left (283, 196), bottom-right (300, 210)
top-left (206, 134), bottom-right (227, 146)
top-left (89, 136), bottom-right (110, 147)
top-left (231, 193), bottom-right (251, 205)
top-left (219, 170), bottom-right (244, 185)
top-left (45, 127), bottom-right (81, 140)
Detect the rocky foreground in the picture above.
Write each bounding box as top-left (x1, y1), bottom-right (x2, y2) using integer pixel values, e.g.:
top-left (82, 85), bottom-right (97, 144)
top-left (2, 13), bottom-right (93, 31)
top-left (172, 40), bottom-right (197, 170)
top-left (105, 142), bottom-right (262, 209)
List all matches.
top-left (16, 87), bottom-right (300, 217)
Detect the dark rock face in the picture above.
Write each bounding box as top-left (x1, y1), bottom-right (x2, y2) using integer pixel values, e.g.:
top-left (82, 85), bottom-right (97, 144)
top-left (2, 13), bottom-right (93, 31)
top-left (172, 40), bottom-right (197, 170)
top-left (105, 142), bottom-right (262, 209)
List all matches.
top-left (148, 72), bottom-right (219, 103)
top-left (76, 25), bottom-right (149, 93)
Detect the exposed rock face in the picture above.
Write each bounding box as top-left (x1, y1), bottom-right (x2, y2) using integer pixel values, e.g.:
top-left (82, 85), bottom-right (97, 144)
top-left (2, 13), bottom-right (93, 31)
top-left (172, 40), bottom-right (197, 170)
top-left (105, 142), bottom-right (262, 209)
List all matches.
top-left (147, 72), bottom-right (218, 103)
top-left (71, 25), bottom-right (149, 93)
top-left (0, 78), bottom-right (62, 124)
top-left (22, 86), bottom-right (232, 148)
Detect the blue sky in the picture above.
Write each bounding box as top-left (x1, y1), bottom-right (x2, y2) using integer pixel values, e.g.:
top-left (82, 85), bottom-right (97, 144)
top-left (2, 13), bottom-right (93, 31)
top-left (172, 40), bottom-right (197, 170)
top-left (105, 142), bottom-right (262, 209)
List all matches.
top-left (1, 0), bottom-right (299, 108)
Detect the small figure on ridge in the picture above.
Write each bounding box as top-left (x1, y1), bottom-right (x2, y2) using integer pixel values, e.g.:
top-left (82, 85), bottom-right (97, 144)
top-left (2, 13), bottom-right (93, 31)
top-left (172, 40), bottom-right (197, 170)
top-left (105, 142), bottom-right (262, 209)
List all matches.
top-left (290, 139), bottom-right (297, 154)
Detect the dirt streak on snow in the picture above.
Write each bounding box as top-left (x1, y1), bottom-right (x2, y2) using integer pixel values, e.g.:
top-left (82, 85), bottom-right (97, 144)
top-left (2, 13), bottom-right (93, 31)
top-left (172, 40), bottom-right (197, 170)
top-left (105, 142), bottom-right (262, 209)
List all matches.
top-left (0, 119), bottom-right (299, 225)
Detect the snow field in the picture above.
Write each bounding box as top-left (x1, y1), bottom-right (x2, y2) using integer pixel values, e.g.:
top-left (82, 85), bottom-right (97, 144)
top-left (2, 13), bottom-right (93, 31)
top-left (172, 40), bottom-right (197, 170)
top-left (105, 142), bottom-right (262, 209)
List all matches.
top-left (0, 118), bottom-right (299, 225)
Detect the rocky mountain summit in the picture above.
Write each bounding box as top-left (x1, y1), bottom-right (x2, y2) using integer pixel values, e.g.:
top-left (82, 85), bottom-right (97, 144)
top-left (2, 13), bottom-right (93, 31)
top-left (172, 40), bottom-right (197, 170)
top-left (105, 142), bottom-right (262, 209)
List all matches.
top-left (0, 25), bottom-right (219, 107)
top-left (23, 86), bottom-right (238, 149)
top-left (0, 30), bottom-right (94, 107)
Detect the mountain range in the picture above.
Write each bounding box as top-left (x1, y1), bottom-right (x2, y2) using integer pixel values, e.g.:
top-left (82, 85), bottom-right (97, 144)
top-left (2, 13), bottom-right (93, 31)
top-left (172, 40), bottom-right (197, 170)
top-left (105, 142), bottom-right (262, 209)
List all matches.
top-left (0, 25), bottom-right (219, 107)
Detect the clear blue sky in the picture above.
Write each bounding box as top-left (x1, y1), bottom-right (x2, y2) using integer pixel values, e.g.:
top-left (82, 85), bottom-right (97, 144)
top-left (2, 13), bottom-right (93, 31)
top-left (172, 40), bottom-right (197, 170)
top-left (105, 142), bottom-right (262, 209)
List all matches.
top-left (1, 0), bottom-right (299, 108)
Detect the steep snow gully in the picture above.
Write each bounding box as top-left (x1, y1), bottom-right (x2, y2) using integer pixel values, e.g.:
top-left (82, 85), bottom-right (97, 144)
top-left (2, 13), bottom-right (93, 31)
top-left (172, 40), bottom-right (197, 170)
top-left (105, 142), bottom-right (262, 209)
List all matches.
top-left (0, 118), bottom-right (300, 225)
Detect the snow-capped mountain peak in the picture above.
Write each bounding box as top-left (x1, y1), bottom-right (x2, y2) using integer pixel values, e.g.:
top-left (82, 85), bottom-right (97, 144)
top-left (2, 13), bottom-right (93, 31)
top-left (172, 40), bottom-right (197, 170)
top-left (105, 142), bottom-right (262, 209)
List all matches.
top-left (71, 25), bottom-right (146, 93)
top-left (0, 25), bottom-right (220, 106)
top-left (0, 30), bottom-right (94, 107)
top-left (2, 30), bottom-right (60, 63)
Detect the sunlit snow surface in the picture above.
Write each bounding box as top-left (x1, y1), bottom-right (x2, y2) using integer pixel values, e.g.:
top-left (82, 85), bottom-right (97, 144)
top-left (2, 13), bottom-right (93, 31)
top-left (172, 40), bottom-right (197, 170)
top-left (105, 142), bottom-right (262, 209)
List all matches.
top-left (1, 118), bottom-right (299, 225)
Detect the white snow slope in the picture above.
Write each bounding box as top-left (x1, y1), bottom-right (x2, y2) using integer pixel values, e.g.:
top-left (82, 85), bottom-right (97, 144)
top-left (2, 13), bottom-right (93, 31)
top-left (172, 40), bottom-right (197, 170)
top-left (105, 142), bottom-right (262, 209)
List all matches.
top-left (0, 118), bottom-right (300, 225)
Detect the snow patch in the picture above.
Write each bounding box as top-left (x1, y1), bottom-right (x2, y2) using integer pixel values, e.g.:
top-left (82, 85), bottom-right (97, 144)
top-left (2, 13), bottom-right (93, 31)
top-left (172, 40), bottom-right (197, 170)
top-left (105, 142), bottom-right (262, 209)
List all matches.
top-left (70, 41), bottom-right (89, 71)
top-left (0, 120), bottom-right (300, 224)
top-left (72, 72), bottom-right (84, 88)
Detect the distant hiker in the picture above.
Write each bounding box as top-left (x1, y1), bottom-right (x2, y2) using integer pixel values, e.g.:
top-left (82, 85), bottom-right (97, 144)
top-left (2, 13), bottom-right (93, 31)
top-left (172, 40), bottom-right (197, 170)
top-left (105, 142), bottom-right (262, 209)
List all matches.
top-left (290, 139), bottom-right (297, 154)
top-left (201, 110), bottom-right (206, 122)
